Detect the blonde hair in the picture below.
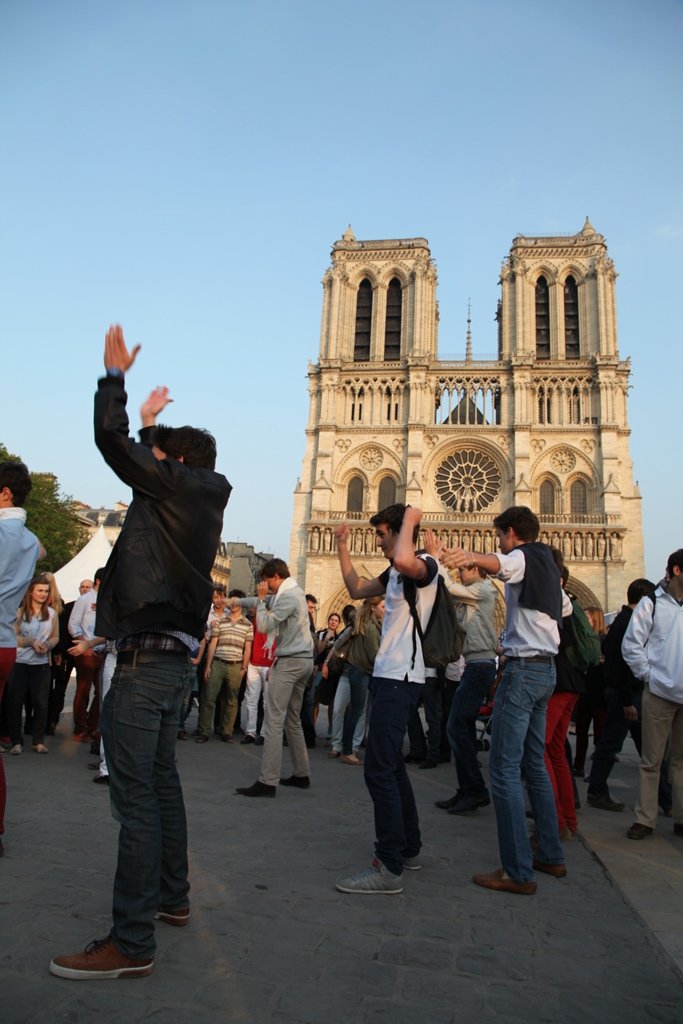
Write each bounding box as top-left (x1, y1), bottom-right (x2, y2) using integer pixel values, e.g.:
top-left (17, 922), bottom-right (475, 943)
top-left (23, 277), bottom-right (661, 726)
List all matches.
top-left (584, 605), bottom-right (606, 636)
top-left (352, 596), bottom-right (383, 637)
top-left (43, 572), bottom-right (64, 616)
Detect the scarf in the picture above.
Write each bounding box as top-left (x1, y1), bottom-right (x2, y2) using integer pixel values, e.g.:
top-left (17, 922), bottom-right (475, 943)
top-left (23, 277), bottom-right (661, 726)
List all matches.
top-left (263, 575), bottom-right (299, 654)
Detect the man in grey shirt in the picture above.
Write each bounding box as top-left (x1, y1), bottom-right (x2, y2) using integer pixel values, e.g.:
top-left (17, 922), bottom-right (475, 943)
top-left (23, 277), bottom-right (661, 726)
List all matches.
top-left (234, 558), bottom-right (314, 797)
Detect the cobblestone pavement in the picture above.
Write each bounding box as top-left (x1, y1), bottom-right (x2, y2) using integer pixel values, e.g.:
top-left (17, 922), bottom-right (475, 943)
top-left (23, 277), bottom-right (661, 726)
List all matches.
top-left (1, 702), bottom-right (681, 1024)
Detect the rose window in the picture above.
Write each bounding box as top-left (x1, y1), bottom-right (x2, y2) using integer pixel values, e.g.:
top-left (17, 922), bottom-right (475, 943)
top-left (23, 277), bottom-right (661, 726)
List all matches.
top-left (435, 449), bottom-right (501, 513)
top-left (550, 447), bottom-right (576, 474)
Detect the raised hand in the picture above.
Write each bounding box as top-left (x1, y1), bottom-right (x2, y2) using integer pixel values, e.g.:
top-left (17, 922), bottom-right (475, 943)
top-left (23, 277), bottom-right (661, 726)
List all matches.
top-left (104, 324), bottom-right (141, 373)
top-left (334, 523), bottom-right (350, 545)
top-left (423, 528), bottom-right (443, 559)
top-left (140, 386), bottom-right (173, 426)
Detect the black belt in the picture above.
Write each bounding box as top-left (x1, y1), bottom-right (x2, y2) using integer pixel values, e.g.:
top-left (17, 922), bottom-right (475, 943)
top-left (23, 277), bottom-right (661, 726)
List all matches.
top-left (276, 653), bottom-right (314, 659)
top-left (117, 649), bottom-right (189, 666)
top-left (507, 655), bottom-right (553, 664)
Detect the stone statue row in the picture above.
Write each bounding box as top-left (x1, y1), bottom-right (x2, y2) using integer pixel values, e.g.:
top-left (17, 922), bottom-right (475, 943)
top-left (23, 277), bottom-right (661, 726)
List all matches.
top-left (307, 524), bottom-right (624, 561)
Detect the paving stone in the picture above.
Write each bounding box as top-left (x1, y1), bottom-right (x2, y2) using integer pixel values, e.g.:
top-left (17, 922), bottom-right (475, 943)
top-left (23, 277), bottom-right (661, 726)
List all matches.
top-left (1, 708), bottom-right (682, 1024)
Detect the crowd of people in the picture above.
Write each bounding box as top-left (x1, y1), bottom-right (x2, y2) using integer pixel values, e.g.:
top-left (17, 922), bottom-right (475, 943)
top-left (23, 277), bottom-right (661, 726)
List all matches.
top-left (0, 325), bottom-right (681, 980)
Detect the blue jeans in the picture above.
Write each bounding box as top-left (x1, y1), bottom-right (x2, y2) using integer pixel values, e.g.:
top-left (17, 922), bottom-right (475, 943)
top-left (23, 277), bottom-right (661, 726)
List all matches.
top-left (342, 663), bottom-right (371, 755)
top-left (489, 658), bottom-right (564, 882)
top-left (364, 677), bottom-right (423, 875)
top-left (101, 651), bottom-right (193, 959)
top-left (447, 660), bottom-right (497, 799)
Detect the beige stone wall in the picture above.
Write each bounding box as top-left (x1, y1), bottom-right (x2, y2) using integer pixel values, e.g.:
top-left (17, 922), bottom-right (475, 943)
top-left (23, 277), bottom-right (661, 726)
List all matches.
top-left (290, 223), bottom-right (644, 620)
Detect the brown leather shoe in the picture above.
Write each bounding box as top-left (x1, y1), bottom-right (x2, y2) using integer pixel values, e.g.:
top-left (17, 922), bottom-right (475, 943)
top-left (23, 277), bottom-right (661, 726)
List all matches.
top-left (627, 822), bottom-right (654, 840)
top-left (533, 859), bottom-right (567, 878)
top-left (472, 868), bottom-right (537, 895)
top-left (49, 936), bottom-right (153, 979)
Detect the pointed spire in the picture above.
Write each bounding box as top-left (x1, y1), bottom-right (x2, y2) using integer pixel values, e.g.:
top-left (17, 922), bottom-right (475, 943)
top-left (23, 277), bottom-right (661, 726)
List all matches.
top-left (342, 225), bottom-right (356, 242)
top-left (465, 299), bottom-right (473, 361)
top-left (581, 216), bottom-right (595, 236)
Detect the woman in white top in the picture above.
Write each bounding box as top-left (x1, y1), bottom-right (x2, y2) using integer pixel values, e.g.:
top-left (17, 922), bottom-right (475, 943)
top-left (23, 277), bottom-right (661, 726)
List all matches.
top-left (7, 575), bottom-right (58, 754)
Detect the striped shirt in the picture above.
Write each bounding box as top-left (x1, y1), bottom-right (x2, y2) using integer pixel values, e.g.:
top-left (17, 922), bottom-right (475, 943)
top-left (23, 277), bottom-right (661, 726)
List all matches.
top-left (211, 615), bottom-right (253, 663)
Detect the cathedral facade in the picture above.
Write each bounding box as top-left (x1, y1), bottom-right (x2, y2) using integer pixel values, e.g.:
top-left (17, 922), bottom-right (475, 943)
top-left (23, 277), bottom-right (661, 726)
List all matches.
top-left (289, 221), bottom-right (643, 618)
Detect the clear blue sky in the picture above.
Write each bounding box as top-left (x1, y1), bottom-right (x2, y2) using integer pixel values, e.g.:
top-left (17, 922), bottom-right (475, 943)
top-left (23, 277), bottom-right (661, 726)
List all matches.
top-left (1, 0), bottom-right (681, 586)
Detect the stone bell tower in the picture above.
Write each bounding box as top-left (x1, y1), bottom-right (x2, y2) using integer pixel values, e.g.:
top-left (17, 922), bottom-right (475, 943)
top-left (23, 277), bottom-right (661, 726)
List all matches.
top-left (290, 221), bottom-right (643, 619)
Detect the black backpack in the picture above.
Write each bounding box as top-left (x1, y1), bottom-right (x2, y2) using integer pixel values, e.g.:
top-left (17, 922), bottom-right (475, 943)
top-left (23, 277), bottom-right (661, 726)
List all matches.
top-left (403, 572), bottom-right (465, 671)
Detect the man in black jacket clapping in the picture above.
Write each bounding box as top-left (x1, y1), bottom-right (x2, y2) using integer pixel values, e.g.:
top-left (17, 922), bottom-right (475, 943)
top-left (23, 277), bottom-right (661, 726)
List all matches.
top-left (51, 325), bottom-right (231, 981)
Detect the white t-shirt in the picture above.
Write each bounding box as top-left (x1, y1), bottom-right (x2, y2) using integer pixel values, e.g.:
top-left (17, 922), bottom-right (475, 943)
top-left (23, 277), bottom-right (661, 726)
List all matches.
top-left (497, 548), bottom-right (571, 657)
top-left (373, 554), bottom-right (438, 684)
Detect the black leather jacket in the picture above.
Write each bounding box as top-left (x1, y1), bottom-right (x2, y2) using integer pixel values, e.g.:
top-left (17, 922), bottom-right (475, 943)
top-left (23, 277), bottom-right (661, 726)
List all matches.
top-left (93, 376), bottom-right (231, 640)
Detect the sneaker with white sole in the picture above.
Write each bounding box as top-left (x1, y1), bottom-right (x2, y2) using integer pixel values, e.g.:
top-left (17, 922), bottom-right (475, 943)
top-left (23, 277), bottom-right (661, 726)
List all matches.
top-left (402, 855), bottom-right (422, 871)
top-left (155, 905), bottom-right (190, 926)
top-left (49, 936), bottom-right (154, 980)
top-left (335, 858), bottom-right (403, 894)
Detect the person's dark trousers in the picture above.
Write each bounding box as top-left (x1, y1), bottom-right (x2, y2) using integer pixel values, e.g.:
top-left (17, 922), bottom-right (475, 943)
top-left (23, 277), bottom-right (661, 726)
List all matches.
top-left (565, 738), bottom-right (580, 808)
top-left (364, 677), bottom-right (423, 875)
top-left (234, 675), bottom-right (246, 733)
top-left (407, 677), bottom-right (442, 762)
top-left (7, 663), bottom-right (50, 747)
top-left (47, 657), bottom-right (71, 732)
top-left (588, 688), bottom-right (673, 809)
top-left (447, 660), bottom-right (496, 799)
top-left (300, 673), bottom-right (317, 747)
top-left (439, 674), bottom-right (454, 762)
top-left (101, 650), bottom-right (193, 960)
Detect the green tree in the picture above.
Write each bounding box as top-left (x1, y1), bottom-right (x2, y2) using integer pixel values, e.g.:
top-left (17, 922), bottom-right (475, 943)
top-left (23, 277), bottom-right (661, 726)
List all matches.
top-left (0, 442), bottom-right (89, 572)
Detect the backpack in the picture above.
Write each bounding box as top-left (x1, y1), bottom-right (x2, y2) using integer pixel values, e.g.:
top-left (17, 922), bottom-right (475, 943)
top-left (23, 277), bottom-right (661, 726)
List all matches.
top-left (403, 572), bottom-right (465, 671)
top-left (565, 599), bottom-right (602, 672)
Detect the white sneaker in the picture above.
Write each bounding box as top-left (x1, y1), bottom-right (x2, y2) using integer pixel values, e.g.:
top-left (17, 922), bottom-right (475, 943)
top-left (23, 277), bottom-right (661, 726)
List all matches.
top-left (335, 858), bottom-right (403, 894)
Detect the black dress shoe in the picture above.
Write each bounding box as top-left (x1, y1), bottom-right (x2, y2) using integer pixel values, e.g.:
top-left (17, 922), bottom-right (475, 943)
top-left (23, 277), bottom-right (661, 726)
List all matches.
top-left (404, 754), bottom-right (423, 764)
top-left (195, 734), bottom-right (209, 744)
top-left (435, 794), bottom-right (460, 810)
top-left (279, 775), bottom-right (310, 789)
top-left (93, 775), bottom-right (109, 785)
top-left (448, 794), bottom-right (491, 814)
top-left (236, 781), bottom-right (276, 797)
top-left (240, 734), bottom-right (256, 744)
top-left (254, 735), bottom-right (264, 746)
top-left (419, 758), bottom-right (438, 770)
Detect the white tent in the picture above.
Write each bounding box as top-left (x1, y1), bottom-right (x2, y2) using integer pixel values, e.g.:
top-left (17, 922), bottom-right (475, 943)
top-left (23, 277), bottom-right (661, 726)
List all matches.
top-left (53, 526), bottom-right (113, 603)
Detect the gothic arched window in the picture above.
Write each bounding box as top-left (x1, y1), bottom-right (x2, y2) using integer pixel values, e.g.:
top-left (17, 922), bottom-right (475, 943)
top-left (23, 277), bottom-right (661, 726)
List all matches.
top-left (354, 280), bottom-right (372, 361)
top-left (347, 476), bottom-right (364, 513)
top-left (564, 276), bottom-right (580, 358)
top-left (570, 479), bottom-right (588, 516)
top-left (378, 476), bottom-right (396, 509)
top-left (539, 480), bottom-right (555, 515)
top-left (535, 276), bottom-right (550, 359)
top-left (384, 278), bottom-right (402, 360)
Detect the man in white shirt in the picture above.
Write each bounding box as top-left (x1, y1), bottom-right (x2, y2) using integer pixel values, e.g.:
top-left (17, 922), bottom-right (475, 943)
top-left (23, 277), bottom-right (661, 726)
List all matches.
top-left (622, 548), bottom-right (683, 840)
top-left (0, 461), bottom-right (43, 855)
top-left (333, 504), bottom-right (438, 895)
top-left (444, 506), bottom-right (570, 895)
top-left (68, 567), bottom-right (105, 740)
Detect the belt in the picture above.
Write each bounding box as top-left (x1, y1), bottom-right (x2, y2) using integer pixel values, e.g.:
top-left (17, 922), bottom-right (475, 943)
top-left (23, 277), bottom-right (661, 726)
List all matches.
top-left (216, 658), bottom-right (242, 664)
top-left (275, 653), bottom-right (314, 659)
top-left (507, 655), bottom-right (553, 664)
top-left (117, 650), bottom-right (189, 667)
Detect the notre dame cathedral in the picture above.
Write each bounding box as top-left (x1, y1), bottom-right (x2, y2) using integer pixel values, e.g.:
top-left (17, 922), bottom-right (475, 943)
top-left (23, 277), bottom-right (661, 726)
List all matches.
top-left (289, 220), bottom-right (644, 619)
